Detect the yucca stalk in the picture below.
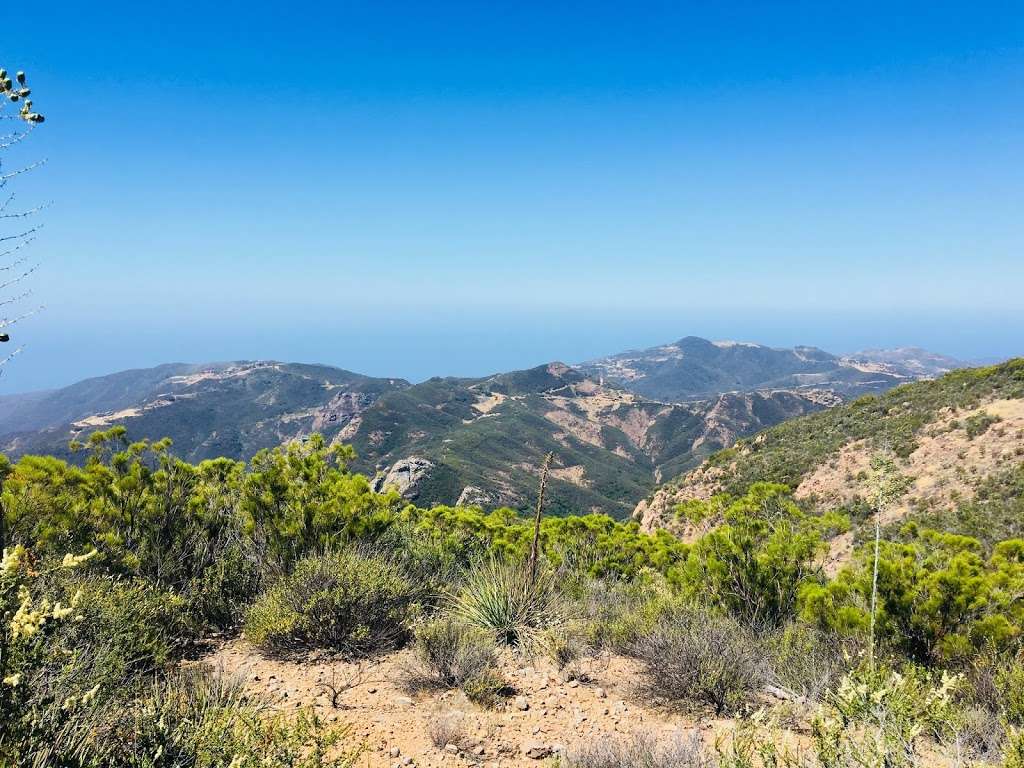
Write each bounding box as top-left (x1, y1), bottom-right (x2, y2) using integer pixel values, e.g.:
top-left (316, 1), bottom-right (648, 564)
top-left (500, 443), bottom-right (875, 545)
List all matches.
top-left (528, 452), bottom-right (553, 586)
top-left (867, 450), bottom-right (903, 671)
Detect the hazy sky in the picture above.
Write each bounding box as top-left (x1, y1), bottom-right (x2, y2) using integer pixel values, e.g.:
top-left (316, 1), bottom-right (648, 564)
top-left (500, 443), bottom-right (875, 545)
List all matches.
top-left (3, 1), bottom-right (1022, 391)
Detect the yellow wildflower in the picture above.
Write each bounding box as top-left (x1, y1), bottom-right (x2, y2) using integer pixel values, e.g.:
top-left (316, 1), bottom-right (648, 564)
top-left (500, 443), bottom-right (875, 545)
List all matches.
top-left (3, 673), bottom-right (21, 687)
top-left (1, 544), bottom-right (26, 575)
top-left (10, 588), bottom-right (48, 640)
top-left (80, 684), bottom-right (100, 705)
top-left (60, 548), bottom-right (98, 569)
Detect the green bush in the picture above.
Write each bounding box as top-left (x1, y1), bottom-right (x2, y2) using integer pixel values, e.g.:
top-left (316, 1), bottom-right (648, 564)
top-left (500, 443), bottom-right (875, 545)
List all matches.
top-left (400, 616), bottom-right (498, 693)
top-left (1006, 728), bottom-right (1024, 768)
top-left (681, 483), bottom-right (847, 627)
top-left (813, 663), bottom-right (961, 768)
top-left (450, 557), bottom-right (558, 648)
top-left (244, 549), bottom-right (417, 656)
top-left (461, 669), bottom-right (508, 708)
top-left (801, 527), bottom-right (1024, 663)
top-left (995, 656), bottom-right (1024, 726)
top-left (0, 545), bottom-right (103, 767)
top-left (186, 542), bottom-right (263, 629)
top-left (766, 621), bottom-right (848, 701)
top-left (565, 574), bottom-right (681, 655)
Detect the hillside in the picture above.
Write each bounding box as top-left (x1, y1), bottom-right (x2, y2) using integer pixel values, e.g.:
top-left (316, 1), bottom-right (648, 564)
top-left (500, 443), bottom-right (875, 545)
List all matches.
top-left (636, 359), bottom-right (1024, 544)
top-left (0, 361), bottom-right (409, 463)
top-left (344, 361), bottom-right (833, 516)
top-left (0, 358), bottom-right (831, 518)
top-left (578, 335), bottom-right (961, 401)
top-left (0, 338), bottom-right (965, 518)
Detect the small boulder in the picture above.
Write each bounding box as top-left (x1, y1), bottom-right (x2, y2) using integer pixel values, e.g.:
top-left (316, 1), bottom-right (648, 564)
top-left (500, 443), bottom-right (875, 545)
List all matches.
top-left (522, 742), bottom-right (551, 760)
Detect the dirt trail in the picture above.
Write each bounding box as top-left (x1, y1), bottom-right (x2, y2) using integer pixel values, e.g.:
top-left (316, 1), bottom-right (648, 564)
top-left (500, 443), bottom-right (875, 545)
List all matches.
top-left (202, 641), bottom-right (736, 767)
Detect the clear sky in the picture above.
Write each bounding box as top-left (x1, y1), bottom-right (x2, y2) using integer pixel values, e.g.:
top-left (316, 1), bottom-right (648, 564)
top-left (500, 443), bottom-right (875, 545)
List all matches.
top-left (3, 1), bottom-right (1022, 391)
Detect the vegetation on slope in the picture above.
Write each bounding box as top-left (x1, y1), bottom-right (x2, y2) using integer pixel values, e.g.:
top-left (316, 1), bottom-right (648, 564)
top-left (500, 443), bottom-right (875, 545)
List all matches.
top-left (348, 363), bottom-right (828, 516)
top-left (674, 358), bottom-right (1024, 498)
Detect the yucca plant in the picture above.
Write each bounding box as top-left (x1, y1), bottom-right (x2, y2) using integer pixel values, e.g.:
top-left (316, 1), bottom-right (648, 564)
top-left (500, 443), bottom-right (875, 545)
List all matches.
top-left (450, 557), bottom-right (558, 648)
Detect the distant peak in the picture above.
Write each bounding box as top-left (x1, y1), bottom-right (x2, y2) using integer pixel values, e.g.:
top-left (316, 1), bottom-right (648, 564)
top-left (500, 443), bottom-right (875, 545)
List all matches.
top-left (711, 340), bottom-right (765, 349)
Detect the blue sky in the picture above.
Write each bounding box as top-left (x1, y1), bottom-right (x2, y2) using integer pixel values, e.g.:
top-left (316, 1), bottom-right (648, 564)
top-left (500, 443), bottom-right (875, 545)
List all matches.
top-left (3, 1), bottom-right (1022, 391)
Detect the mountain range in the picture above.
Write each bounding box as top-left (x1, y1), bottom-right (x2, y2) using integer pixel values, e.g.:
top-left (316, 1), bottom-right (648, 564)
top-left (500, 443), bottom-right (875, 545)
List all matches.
top-left (0, 337), bottom-right (968, 517)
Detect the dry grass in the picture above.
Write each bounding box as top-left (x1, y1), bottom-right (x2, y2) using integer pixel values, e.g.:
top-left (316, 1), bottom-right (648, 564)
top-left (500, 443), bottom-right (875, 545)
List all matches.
top-left (563, 731), bottom-right (715, 768)
top-left (426, 710), bottom-right (469, 750)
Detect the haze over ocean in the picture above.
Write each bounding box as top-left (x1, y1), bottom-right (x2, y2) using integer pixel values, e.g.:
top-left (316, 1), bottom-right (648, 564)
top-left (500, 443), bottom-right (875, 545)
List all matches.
top-left (4, 1), bottom-right (1022, 391)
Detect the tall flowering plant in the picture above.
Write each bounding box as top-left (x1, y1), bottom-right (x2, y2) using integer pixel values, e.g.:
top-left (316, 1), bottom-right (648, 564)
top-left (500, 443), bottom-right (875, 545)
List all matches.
top-left (0, 544), bottom-right (97, 758)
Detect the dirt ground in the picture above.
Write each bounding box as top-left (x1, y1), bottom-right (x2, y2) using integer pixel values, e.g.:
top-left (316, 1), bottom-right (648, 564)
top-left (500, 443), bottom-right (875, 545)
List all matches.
top-left (201, 640), bottom-right (742, 767)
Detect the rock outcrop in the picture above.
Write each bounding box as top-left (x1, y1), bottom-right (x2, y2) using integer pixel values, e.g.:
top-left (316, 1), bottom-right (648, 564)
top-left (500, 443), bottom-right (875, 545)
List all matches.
top-left (372, 457), bottom-right (434, 499)
top-left (456, 485), bottom-right (494, 507)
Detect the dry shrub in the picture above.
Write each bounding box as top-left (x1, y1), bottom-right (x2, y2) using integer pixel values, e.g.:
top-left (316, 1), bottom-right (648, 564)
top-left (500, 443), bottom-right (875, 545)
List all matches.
top-left (564, 730), bottom-right (714, 768)
top-left (400, 617), bottom-right (498, 693)
top-left (427, 710), bottom-right (469, 750)
top-left (953, 706), bottom-right (1005, 763)
top-left (630, 607), bottom-right (767, 715)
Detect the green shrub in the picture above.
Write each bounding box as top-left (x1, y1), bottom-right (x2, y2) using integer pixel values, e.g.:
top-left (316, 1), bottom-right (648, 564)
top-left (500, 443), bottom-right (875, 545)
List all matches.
top-left (813, 663), bottom-right (961, 768)
top-left (996, 657), bottom-right (1024, 726)
top-left (965, 410), bottom-right (1002, 439)
top-left (801, 527), bottom-right (1024, 664)
top-left (682, 483), bottom-right (847, 628)
top-left (461, 669), bottom-right (508, 708)
top-left (400, 617), bottom-right (498, 693)
top-left (766, 621), bottom-right (849, 701)
top-left (245, 550), bottom-right (417, 657)
top-left (106, 667), bottom-right (359, 768)
top-left (1006, 728), bottom-right (1024, 768)
top-left (629, 607), bottom-right (767, 715)
top-left (450, 557), bottom-right (558, 648)
top-left (565, 574), bottom-right (681, 655)
top-left (0, 545), bottom-right (105, 767)
top-left (186, 542), bottom-right (264, 629)
top-left (55, 573), bottom-right (191, 681)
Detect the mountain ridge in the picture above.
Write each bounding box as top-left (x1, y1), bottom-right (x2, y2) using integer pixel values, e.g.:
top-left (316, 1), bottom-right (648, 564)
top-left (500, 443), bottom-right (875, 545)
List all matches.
top-left (0, 337), bottom-right (970, 517)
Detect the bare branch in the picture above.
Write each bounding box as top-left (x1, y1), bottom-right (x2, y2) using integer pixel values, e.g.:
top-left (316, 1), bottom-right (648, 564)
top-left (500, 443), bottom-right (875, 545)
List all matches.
top-left (0, 225), bottom-right (39, 244)
top-left (0, 157), bottom-right (47, 181)
top-left (0, 305), bottom-right (43, 329)
top-left (0, 200), bottom-right (49, 219)
top-left (0, 262), bottom-right (40, 291)
top-left (0, 344), bottom-right (24, 370)
top-left (0, 288), bottom-right (31, 307)
top-left (0, 235), bottom-right (36, 264)
top-left (0, 125), bottom-right (32, 150)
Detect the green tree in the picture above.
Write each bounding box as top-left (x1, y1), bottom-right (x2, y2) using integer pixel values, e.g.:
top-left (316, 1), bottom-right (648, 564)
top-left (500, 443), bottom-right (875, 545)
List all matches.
top-left (681, 483), bottom-right (847, 627)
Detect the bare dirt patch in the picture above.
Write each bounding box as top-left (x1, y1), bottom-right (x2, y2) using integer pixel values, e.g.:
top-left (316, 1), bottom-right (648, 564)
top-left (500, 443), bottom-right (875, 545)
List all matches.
top-left (201, 641), bottom-right (745, 768)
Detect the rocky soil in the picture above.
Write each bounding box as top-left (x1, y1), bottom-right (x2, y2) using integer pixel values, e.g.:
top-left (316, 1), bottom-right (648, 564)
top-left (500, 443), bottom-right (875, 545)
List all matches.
top-left (201, 641), bottom-right (745, 767)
